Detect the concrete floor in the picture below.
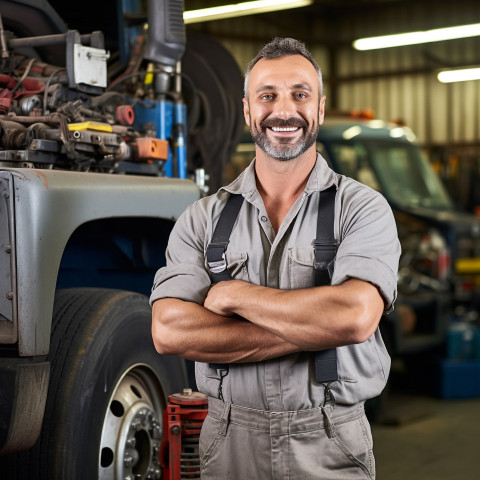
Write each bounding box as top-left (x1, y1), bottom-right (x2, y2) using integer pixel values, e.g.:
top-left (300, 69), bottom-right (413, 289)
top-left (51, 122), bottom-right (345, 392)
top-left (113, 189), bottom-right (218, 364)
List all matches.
top-left (372, 393), bottom-right (480, 479)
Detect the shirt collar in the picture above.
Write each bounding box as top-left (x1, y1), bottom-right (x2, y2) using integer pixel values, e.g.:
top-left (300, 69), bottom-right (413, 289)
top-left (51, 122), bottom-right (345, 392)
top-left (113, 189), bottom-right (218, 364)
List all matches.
top-left (221, 153), bottom-right (338, 197)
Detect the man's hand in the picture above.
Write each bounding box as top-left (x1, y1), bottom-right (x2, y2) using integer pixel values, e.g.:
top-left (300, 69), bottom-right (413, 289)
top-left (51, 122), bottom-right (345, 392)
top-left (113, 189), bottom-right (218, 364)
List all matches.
top-left (203, 280), bottom-right (251, 316)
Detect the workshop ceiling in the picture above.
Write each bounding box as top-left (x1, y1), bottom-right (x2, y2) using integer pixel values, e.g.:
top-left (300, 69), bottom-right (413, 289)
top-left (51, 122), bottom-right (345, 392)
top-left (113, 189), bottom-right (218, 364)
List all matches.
top-left (183, 0), bottom-right (480, 46)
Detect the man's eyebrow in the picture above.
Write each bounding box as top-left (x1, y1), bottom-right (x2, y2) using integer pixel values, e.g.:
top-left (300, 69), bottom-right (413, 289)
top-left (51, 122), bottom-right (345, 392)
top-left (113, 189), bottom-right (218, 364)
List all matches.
top-left (255, 83), bottom-right (313, 94)
top-left (292, 83), bottom-right (313, 91)
top-left (255, 84), bottom-right (275, 94)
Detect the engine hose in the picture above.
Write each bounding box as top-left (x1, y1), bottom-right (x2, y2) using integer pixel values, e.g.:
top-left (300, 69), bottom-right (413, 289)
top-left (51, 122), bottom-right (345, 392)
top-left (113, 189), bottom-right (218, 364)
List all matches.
top-left (2, 114), bottom-right (60, 124)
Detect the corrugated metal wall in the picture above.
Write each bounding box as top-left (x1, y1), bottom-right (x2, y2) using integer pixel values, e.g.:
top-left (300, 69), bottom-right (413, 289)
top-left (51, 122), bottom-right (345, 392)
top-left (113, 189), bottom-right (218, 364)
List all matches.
top-left (334, 37), bottom-right (480, 146)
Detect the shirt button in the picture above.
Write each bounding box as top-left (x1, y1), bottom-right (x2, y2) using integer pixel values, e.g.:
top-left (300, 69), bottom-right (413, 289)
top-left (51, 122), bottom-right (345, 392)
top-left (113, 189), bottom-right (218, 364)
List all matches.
top-left (261, 215), bottom-right (268, 222)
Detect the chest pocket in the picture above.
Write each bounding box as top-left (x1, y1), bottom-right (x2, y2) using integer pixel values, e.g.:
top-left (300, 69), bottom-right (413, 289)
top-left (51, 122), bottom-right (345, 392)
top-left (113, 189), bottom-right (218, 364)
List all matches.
top-left (288, 245), bottom-right (316, 289)
top-left (224, 251), bottom-right (249, 282)
top-left (288, 245), bottom-right (335, 290)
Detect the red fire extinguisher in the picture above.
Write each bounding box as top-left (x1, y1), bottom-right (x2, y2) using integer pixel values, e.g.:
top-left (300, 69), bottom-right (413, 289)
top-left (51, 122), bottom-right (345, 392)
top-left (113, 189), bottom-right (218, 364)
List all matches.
top-left (159, 389), bottom-right (208, 480)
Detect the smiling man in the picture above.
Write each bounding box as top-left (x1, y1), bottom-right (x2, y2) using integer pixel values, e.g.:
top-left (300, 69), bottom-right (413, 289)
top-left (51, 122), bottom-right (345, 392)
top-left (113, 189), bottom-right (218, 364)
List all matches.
top-left (245, 53), bottom-right (322, 162)
top-left (150, 38), bottom-right (400, 479)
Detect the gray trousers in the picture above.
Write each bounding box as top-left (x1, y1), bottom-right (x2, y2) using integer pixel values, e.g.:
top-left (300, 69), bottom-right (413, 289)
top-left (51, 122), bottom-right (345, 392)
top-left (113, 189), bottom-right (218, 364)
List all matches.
top-left (199, 397), bottom-right (375, 480)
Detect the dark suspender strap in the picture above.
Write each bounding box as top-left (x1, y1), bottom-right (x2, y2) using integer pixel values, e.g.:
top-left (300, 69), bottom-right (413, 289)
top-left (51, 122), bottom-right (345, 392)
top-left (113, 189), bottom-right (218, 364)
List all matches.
top-left (313, 185), bottom-right (337, 287)
top-left (313, 185), bottom-right (339, 384)
top-left (314, 350), bottom-right (338, 384)
top-left (206, 194), bottom-right (244, 284)
top-left (207, 194), bottom-right (244, 371)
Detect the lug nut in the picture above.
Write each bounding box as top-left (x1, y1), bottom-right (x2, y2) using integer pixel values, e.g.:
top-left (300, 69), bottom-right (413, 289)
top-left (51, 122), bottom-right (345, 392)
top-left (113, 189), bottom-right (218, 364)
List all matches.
top-left (124, 454), bottom-right (133, 468)
top-left (132, 419), bottom-right (141, 431)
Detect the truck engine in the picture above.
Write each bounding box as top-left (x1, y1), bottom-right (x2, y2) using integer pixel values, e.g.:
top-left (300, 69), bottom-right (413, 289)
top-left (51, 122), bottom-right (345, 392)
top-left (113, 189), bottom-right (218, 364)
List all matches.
top-left (0, 0), bottom-right (244, 190)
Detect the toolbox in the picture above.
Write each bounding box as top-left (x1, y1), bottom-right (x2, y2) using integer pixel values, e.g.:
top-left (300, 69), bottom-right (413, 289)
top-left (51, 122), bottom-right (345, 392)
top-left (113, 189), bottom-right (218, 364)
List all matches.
top-left (433, 359), bottom-right (480, 399)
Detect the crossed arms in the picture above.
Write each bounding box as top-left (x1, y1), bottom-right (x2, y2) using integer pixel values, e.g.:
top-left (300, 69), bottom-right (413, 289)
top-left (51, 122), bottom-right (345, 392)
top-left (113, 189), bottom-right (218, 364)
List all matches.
top-left (151, 278), bottom-right (384, 364)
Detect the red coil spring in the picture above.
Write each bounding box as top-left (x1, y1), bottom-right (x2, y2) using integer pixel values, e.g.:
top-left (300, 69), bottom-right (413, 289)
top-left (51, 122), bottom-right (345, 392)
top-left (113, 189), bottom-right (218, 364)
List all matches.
top-left (159, 389), bottom-right (208, 480)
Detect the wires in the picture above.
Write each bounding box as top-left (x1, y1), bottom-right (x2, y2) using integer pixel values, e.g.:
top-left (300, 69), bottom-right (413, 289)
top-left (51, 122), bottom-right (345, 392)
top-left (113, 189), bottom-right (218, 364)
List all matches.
top-left (9, 57), bottom-right (36, 96)
top-left (105, 70), bottom-right (150, 92)
top-left (43, 68), bottom-right (66, 114)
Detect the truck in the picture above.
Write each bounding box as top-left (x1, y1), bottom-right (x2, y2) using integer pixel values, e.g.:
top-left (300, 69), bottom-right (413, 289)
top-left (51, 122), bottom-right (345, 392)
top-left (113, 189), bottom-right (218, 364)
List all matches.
top-left (314, 115), bottom-right (480, 360)
top-left (0, 0), bottom-right (243, 478)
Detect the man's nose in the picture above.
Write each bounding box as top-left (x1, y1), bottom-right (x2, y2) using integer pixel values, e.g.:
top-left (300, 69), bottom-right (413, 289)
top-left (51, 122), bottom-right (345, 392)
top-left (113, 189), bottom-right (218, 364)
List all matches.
top-left (272, 95), bottom-right (297, 119)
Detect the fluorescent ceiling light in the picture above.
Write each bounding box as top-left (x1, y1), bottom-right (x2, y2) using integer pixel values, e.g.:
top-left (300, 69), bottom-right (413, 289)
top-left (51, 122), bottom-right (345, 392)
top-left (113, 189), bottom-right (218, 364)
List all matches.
top-left (437, 67), bottom-right (480, 83)
top-left (184, 0), bottom-right (313, 24)
top-left (353, 22), bottom-right (480, 50)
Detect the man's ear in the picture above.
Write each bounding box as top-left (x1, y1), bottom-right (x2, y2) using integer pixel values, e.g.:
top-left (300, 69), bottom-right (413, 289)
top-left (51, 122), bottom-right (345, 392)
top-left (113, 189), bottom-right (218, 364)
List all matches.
top-left (319, 96), bottom-right (326, 125)
top-left (243, 98), bottom-right (250, 126)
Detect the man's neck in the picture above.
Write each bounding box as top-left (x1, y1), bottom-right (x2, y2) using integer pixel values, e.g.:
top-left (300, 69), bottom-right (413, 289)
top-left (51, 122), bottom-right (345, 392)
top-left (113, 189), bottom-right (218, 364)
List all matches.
top-left (254, 148), bottom-right (317, 232)
top-left (255, 148), bottom-right (316, 199)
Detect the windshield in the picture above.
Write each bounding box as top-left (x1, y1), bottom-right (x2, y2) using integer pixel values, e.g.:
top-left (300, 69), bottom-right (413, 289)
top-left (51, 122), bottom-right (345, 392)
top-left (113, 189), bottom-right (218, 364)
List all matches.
top-left (322, 141), bottom-right (453, 210)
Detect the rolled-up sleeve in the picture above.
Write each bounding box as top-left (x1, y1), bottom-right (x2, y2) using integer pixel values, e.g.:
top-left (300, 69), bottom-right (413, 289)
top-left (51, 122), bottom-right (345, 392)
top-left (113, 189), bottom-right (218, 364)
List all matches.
top-left (149, 200), bottom-right (213, 306)
top-left (150, 263), bottom-right (211, 304)
top-left (332, 182), bottom-right (401, 313)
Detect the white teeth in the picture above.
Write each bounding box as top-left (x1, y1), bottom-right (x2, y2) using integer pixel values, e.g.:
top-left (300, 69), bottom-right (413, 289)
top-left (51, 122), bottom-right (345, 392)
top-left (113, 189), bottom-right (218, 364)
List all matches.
top-left (271, 127), bottom-right (299, 132)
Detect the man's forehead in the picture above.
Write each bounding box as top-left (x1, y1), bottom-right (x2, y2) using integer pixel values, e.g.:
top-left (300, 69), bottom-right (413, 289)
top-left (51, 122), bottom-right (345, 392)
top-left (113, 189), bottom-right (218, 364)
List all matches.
top-left (249, 55), bottom-right (319, 90)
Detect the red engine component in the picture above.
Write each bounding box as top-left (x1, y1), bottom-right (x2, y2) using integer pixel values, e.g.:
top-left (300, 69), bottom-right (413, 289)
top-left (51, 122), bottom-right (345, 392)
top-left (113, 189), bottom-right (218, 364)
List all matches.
top-left (159, 389), bottom-right (208, 480)
top-left (115, 104), bottom-right (135, 126)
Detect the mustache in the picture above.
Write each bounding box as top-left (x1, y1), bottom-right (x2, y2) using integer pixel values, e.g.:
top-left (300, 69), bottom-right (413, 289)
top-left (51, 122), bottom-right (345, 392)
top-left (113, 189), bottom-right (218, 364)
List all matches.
top-left (260, 117), bottom-right (307, 129)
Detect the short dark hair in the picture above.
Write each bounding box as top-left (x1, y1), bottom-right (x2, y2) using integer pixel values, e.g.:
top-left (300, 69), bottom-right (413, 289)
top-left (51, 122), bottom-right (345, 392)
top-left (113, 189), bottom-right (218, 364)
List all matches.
top-left (244, 37), bottom-right (323, 99)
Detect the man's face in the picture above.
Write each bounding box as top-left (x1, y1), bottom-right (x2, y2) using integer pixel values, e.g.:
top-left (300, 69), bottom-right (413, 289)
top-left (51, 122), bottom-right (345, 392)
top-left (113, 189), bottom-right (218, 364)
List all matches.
top-left (243, 55), bottom-right (326, 161)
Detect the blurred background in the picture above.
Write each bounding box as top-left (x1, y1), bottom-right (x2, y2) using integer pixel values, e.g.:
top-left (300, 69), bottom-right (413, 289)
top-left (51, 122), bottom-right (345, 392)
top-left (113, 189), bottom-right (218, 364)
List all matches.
top-left (44, 0), bottom-right (480, 477)
top-left (1, 1), bottom-right (479, 478)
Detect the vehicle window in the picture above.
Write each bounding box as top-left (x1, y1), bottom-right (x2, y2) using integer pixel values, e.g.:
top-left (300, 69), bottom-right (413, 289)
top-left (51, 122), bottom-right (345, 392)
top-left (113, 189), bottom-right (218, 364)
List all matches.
top-left (328, 143), bottom-right (381, 191)
top-left (368, 143), bottom-right (453, 209)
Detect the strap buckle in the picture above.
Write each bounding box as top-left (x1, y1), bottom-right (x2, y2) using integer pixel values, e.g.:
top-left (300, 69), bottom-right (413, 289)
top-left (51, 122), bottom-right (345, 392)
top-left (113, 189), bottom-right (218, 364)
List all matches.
top-left (207, 241), bottom-right (229, 273)
top-left (207, 255), bottom-right (227, 274)
top-left (312, 241), bottom-right (338, 270)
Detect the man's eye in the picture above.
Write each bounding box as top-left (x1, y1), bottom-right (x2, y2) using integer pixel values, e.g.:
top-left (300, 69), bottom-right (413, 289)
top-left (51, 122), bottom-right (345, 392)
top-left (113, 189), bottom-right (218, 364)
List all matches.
top-left (295, 92), bottom-right (307, 99)
top-left (261, 94), bottom-right (274, 100)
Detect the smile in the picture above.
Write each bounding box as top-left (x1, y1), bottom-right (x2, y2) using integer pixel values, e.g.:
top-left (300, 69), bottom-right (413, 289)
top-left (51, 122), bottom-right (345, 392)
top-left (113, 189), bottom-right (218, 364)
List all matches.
top-left (270, 127), bottom-right (300, 132)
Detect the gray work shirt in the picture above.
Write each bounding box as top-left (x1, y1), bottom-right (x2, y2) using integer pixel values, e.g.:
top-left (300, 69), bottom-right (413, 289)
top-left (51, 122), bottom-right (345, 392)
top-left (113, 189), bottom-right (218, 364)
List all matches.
top-left (150, 154), bottom-right (401, 411)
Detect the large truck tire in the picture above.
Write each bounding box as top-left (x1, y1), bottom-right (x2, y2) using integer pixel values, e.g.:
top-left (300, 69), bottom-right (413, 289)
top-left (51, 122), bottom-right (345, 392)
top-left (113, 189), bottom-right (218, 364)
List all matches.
top-left (0, 288), bottom-right (188, 480)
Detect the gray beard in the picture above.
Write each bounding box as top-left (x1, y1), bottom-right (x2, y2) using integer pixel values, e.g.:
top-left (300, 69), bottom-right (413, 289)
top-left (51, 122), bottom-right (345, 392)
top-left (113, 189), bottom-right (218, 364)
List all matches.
top-left (251, 125), bottom-right (319, 161)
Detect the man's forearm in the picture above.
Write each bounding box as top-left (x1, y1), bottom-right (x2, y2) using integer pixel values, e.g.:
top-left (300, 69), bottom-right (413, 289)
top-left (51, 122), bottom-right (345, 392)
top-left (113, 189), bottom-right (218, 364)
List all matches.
top-left (204, 278), bottom-right (384, 350)
top-left (152, 298), bottom-right (300, 363)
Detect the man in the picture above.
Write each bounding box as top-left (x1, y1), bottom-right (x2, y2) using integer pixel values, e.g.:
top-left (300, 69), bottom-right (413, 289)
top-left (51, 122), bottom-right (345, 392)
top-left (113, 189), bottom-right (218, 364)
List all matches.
top-left (150, 37), bottom-right (400, 479)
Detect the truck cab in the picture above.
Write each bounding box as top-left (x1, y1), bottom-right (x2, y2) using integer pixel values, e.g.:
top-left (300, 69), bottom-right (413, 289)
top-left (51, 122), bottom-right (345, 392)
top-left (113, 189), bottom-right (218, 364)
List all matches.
top-left (316, 116), bottom-right (480, 357)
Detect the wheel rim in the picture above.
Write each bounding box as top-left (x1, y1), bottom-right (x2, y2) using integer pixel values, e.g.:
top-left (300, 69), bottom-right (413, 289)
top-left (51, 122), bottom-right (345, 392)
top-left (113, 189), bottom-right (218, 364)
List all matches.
top-left (98, 364), bottom-right (164, 480)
